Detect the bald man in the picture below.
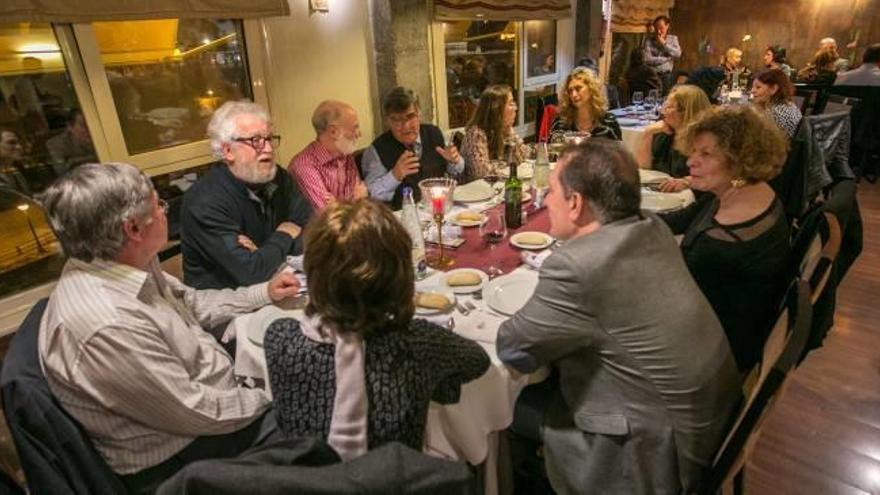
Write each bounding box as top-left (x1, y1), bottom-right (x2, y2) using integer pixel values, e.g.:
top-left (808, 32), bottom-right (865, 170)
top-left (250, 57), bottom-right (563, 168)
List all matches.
top-left (288, 100), bottom-right (368, 211)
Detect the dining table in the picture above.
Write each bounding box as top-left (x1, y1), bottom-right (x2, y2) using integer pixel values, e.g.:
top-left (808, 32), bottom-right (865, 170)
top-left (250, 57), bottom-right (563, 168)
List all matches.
top-left (225, 175), bottom-right (694, 495)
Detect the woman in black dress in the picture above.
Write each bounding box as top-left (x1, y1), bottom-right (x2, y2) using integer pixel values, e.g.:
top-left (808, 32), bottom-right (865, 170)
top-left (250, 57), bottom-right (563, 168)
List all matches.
top-left (661, 105), bottom-right (791, 373)
top-left (550, 67), bottom-right (621, 140)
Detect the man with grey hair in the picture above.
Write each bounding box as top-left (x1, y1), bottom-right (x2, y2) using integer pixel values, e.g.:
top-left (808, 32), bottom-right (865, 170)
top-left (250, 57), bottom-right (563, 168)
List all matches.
top-left (497, 140), bottom-right (739, 493)
top-left (819, 37), bottom-right (852, 73)
top-left (181, 100), bottom-right (312, 290)
top-left (288, 100), bottom-right (368, 211)
top-left (37, 162), bottom-right (301, 493)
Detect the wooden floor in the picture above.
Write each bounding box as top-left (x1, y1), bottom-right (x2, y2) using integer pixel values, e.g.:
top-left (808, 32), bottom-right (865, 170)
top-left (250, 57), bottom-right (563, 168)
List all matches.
top-left (746, 180), bottom-right (880, 494)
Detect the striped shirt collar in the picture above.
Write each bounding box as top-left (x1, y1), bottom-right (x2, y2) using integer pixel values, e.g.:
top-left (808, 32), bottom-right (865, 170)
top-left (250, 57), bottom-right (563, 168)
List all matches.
top-left (65, 257), bottom-right (163, 299)
top-left (305, 139), bottom-right (347, 167)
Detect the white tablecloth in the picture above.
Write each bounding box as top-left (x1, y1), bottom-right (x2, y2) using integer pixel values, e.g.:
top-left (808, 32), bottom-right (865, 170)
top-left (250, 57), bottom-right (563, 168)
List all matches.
top-left (621, 124), bottom-right (647, 154)
top-left (227, 265), bottom-right (544, 473)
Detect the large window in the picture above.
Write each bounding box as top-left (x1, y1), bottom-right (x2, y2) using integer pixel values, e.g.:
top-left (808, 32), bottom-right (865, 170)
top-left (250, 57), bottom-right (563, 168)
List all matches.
top-left (0, 19), bottom-right (258, 301)
top-left (441, 19), bottom-right (559, 134)
top-left (92, 19), bottom-right (251, 155)
top-left (0, 22), bottom-right (87, 298)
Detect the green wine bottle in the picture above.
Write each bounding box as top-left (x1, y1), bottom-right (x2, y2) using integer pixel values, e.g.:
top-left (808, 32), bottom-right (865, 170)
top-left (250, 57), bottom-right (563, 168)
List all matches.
top-left (504, 147), bottom-right (522, 229)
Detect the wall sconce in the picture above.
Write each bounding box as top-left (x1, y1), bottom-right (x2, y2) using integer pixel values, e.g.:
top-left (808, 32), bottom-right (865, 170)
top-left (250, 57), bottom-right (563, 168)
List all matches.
top-left (310, 0), bottom-right (329, 13)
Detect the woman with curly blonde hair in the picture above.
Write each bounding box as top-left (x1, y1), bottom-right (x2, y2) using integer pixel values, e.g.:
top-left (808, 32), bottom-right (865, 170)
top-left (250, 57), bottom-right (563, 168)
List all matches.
top-left (550, 67), bottom-right (621, 140)
top-left (661, 105), bottom-right (791, 373)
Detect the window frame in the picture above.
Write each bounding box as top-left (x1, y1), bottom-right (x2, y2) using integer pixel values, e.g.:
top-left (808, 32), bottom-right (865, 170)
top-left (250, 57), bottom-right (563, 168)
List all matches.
top-left (433, 19), bottom-right (564, 139)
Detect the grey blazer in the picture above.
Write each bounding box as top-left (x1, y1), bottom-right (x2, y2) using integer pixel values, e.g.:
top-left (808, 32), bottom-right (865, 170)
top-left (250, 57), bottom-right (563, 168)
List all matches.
top-left (498, 214), bottom-right (740, 494)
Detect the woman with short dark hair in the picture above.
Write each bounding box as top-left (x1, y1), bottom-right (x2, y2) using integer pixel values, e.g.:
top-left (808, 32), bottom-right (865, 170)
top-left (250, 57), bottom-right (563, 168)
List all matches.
top-left (763, 45), bottom-right (793, 78)
top-left (264, 200), bottom-right (489, 459)
top-left (751, 68), bottom-right (802, 137)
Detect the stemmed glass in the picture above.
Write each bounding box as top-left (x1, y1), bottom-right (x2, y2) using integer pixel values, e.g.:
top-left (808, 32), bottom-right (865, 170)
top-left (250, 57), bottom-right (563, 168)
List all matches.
top-left (484, 160), bottom-right (506, 205)
top-left (646, 89), bottom-right (661, 116)
top-left (631, 91), bottom-right (645, 109)
top-left (479, 208), bottom-right (508, 278)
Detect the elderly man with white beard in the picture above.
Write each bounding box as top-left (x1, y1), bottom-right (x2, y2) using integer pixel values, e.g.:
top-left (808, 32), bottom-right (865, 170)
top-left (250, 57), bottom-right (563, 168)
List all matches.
top-left (181, 100), bottom-right (313, 290)
top-left (289, 100), bottom-right (369, 211)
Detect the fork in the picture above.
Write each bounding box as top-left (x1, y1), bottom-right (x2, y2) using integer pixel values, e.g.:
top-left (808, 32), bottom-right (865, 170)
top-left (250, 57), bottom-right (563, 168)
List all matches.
top-left (464, 301), bottom-right (478, 313)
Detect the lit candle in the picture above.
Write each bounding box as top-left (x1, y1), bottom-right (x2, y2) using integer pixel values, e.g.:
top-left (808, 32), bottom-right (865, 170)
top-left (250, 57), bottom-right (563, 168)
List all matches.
top-left (431, 187), bottom-right (445, 215)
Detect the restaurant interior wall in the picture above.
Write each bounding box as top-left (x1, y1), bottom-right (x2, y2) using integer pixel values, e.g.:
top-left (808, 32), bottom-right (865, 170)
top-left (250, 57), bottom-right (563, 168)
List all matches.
top-left (670, 0), bottom-right (880, 72)
top-left (256, 0), bottom-right (378, 162)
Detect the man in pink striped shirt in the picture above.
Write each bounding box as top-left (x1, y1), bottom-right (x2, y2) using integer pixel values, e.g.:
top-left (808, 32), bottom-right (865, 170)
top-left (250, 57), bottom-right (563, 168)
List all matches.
top-left (289, 101), bottom-right (368, 210)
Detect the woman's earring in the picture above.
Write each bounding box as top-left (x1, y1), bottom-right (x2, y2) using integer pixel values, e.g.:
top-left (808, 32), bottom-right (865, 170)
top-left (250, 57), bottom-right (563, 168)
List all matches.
top-left (730, 177), bottom-right (746, 189)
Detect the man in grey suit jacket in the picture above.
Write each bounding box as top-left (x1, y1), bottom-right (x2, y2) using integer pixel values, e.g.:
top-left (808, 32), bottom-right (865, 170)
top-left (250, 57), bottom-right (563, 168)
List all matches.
top-left (498, 140), bottom-right (740, 494)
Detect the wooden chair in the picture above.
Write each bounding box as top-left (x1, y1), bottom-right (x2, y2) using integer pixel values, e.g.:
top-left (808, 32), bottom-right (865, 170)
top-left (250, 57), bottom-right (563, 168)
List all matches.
top-left (702, 279), bottom-right (812, 495)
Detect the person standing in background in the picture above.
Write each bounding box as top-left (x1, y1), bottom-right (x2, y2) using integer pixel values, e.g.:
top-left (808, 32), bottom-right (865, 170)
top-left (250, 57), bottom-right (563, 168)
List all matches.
top-left (642, 15), bottom-right (682, 94)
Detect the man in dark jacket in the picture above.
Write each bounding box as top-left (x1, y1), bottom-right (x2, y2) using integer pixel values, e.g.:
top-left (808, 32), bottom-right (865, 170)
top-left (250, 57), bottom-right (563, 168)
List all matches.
top-left (361, 87), bottom-right (463, 209)
top-left (181, 101), bottom-right (312, 290)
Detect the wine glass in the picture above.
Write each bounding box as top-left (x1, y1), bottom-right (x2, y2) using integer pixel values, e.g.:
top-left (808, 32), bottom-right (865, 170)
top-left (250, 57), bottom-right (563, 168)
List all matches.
top-left (631, 91), bottom-right (645, 109)
top-left (719, 84), bottom-right (730, 104)
top-left (479, 209), bottom-right (508, 278)
top-left (646, 89), bottom-right (661, 115)
top-left (484, 160), bottom-right (506, 205)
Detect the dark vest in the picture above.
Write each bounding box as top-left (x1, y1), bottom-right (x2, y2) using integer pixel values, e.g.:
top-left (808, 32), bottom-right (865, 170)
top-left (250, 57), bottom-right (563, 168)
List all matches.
top-left (373, 124), bottom-right (447, 209)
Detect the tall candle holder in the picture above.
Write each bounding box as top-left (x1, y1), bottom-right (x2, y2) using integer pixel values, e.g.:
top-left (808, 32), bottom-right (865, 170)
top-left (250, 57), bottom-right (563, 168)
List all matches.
top-left (419, 178), bottom-right (456, 269)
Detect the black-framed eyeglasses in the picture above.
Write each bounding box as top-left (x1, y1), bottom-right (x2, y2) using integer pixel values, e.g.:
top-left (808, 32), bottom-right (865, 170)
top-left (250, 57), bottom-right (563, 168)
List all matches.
top-left (232, 134), bottom-right (281, 152)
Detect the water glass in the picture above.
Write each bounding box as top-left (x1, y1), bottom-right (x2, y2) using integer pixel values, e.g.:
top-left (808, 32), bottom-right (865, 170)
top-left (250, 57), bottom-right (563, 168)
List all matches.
top-left (632, 91), bottom-right (645, 108)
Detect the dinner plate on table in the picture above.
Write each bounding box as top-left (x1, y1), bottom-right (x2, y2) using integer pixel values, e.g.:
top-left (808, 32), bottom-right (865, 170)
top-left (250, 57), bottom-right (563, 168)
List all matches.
top-left (641, 192), bottom-right (686, 213)
top-left (454, 180), bottom-right (494, 203)
top-left (414, 286), bottom-right (456, 315)
top-left (617, 117), bottom-right (642, 127)
top-left (441, 268), bottom-right (489, 294)
top-left (639, 169), bottom-right (671, 184)
top-left (485, 273), bottom-right (539, 316)
top-left (450, 210), bottom-right (487, 227)
top-left (510, 231), bottom-right (554, 250)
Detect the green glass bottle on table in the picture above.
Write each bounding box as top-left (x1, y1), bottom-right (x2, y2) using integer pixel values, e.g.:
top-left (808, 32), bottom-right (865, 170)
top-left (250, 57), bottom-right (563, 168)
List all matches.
top-left (504, 145), bottom-right (522, 229)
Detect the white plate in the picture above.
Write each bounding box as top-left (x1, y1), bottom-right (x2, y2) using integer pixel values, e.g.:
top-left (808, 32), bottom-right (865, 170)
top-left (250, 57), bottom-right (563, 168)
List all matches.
top-left (454, 180), bottom-right (495, 203)
top-left (499, 163), bottom-right (534, 180)
top-left (510, 231), bottom-right (554, 250)
top-left (639, 168), bottom-right (671, 184)
top-left (522, 191), bottom-right (532, 203)
top-left (414, 287), bottom-right (456, 315)
top-left (485, 273), bottom-right (539, 316)
top-left (441, 268), bottom-right (489, 294)
top-left (450, 210), bottom-right (486, 227)
top-left (641, 192), bottom-right (686, 213)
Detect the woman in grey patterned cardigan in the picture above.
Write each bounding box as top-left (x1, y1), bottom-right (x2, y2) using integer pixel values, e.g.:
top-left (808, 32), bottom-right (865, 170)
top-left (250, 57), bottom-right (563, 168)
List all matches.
top-left (264, 199), bottom-right (489, 459)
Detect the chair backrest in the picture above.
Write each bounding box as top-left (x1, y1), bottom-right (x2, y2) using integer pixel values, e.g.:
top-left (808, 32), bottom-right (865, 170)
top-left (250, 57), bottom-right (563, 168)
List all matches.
top-left (827, 85), bottom-right (880, 151)
top-left (794, 88), bottom-right (818, 115)
top-left (805, 212), bottom-right (842, 304)
top-left (704, 279), bottom-right (812, 494)
top-left (0, 299), bottom-right (127, 495)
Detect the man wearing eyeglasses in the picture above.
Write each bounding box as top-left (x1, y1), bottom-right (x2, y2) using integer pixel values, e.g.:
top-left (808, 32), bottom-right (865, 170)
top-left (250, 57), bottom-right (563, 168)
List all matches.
top-left (361, 87), bottom-right (463, 209)
top-left (288, 100), bottom-right (369, 211)
top-left (180, 100), bottom-right (312, 290)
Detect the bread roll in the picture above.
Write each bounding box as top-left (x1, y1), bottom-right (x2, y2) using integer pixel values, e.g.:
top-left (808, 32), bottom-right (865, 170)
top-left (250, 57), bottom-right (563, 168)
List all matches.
top-left (456, 211), bottom-right (483, 222)
top-left (446, 272), bottom-right (481, 286)
top-left (415, 292), bottom-right (451, 309)
top-left (517, 233), bottom-right (548, 245)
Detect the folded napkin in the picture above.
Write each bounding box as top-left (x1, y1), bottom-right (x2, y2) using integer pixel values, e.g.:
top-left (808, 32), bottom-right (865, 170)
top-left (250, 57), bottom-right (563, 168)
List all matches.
top-left (426, 224), bottom-right (462, 243)
top-left (521, 249), bottom-right (553, 270)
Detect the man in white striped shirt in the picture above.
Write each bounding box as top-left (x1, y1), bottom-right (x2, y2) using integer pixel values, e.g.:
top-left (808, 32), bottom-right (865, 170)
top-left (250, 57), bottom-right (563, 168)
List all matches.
top-left (37, 162), bottom-right (301, 493)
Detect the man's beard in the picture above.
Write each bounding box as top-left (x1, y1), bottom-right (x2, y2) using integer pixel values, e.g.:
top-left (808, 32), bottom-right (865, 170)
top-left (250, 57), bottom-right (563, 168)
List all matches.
top-left (334, 135), bottom-right (358, 156)
top-left (233, 161), bottom-right (277, 185)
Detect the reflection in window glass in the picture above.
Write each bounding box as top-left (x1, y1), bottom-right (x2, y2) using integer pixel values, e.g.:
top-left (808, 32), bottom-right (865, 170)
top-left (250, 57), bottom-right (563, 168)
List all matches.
top-left (444, 20), bottom-right (518, 129)
top-left (524, 84), bottom-right (557, 128)
top-left (525, 21), bottom-right (557, 78)
top-left (0, 22), bottom-right (87, 297)
top-left (93, 19), bottom-right (252, 155)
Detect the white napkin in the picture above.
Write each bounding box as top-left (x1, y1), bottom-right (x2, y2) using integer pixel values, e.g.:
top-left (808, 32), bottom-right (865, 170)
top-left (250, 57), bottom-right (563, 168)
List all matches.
top-left (521, 249), bottom-right (553, 270)
top-left (420, 307), bottom-right (504, 344)
top-left (425, 224), bottom-right (462, 243)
